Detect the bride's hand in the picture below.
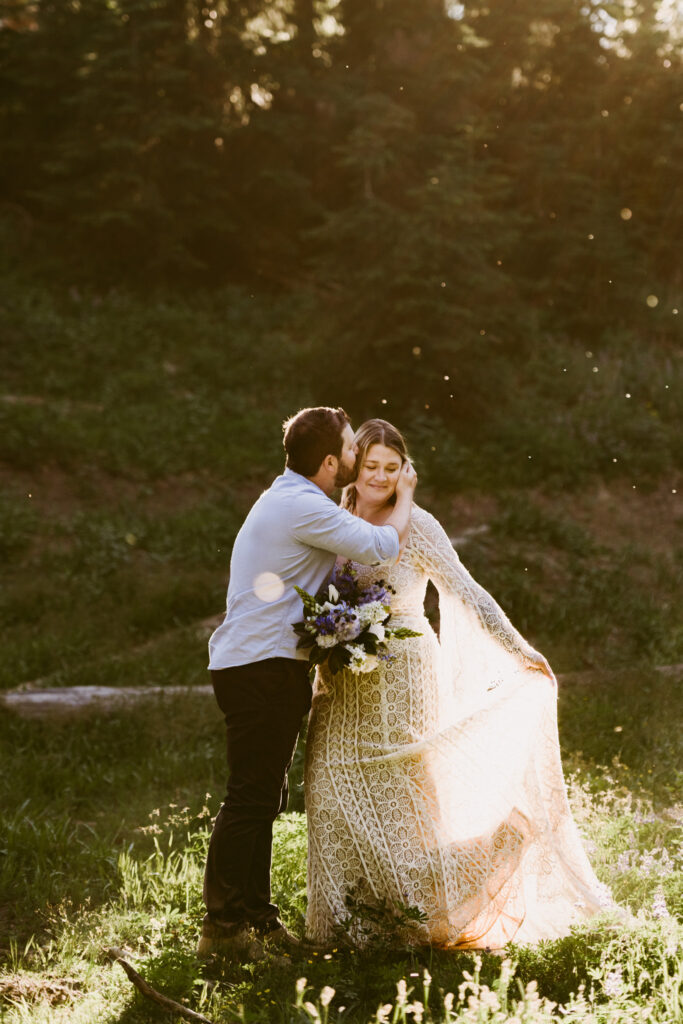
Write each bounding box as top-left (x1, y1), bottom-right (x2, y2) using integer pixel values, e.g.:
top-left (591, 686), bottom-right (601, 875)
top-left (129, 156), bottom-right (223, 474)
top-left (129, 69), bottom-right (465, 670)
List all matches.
top-left (527, 650), bottom-right (556, 683)
top-left (395, 460), bottom-right (418, 498)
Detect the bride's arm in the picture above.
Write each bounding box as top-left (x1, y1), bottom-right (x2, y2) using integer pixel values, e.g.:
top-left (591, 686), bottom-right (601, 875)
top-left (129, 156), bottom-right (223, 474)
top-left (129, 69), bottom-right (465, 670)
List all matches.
top-left (410, 508), bottom-right (554, 678)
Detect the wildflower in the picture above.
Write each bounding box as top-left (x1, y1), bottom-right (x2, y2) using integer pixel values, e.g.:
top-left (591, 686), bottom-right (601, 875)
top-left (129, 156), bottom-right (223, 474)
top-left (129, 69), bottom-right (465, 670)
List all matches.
top-left (376, 1003), bottom-right (393, 1024)
top-left (443, 992), bottom-right (454, 1013)
top-left (603, 967), bottom-right (623, 998)
top-left (396, 979), bottom-right (408, 1006)
top-left (595, 881), bottom-right (615, 908)
top-left (304, 1002), bottom-right (320, 1020)
top-left (358, 600), bottom-right (390, 625)
top-left (296, 978), bottom-right (308, 995)
top-left (320, 986), bottom-right (335, 1007)
top-left (408, 1000), bottom-right (424, 1021)
top-left (652, 886), bottom-right (670, 919)
top-left (616, 850), bottom-right (632, 873)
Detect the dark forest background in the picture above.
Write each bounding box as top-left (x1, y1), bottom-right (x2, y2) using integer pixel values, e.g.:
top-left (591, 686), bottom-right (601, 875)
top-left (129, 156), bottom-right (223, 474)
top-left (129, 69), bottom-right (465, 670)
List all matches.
top-left (1, 2), bottom-right (681, 418)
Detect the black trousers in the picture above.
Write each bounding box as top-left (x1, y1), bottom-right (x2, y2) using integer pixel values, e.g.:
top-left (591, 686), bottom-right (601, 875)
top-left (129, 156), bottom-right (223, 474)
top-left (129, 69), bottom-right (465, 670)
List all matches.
top-left (203, 658), bottom-right (312, 930)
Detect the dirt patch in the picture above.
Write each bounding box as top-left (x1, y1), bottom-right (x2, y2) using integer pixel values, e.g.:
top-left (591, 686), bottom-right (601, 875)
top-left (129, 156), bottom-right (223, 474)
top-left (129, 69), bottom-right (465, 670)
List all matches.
top-left (0, 973), bottom-right (82, 1007)
top-left (0, 462), bottom-right (216, 518)
top-left (533, 479), bottom-right (682, 556)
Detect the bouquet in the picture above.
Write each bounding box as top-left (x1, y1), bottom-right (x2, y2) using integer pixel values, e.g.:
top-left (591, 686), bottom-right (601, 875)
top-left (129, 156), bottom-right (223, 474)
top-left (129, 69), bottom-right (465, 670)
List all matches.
top-left (293, 561), bottom-right (422, 675)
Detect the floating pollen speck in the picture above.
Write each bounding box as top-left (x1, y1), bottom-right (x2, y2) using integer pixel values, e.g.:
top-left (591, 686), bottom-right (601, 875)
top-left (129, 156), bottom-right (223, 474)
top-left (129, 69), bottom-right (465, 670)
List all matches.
top-left (646, 295), bottom-right (659, 308)
top-left (620, 208), bottom-right (632, 220)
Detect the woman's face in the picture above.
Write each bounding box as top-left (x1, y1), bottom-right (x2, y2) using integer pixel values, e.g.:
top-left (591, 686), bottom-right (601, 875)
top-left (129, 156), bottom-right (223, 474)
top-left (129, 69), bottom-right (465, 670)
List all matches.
top-left (355, 443), bottom-right (404, 505)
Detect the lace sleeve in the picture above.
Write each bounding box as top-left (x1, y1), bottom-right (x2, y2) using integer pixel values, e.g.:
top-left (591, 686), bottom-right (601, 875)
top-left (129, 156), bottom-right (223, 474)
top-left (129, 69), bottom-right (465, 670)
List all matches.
top-left (410, 507), bottom-right (538, 665)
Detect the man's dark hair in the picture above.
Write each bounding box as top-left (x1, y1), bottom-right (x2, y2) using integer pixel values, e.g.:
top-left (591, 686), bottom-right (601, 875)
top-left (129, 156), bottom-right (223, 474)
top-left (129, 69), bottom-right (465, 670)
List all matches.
top-left (283, 406), bottom-right (351, 477)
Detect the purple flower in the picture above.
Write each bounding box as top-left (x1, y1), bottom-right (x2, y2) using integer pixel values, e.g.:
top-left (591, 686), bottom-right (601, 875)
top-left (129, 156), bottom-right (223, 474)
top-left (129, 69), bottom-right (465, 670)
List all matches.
top-left (603, 967), bottom-right (623, 998)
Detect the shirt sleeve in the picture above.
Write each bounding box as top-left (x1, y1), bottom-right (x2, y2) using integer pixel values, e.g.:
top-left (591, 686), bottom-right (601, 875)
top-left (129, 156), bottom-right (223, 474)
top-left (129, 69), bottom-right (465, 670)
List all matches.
top-left (292, 491), bottom-right (399, 565)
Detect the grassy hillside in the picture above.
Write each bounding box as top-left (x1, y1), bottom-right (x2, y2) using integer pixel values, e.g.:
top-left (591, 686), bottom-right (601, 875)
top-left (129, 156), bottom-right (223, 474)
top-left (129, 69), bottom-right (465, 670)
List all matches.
top-left (0, 277), bottom-right (681, 1022)
top-left (0, 277), bottom-right (680, 695)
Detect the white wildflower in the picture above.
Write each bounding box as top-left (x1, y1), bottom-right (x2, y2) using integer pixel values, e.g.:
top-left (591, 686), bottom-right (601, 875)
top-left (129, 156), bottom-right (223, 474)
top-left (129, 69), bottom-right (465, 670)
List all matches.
top-left (304, 1002), bottom-right (320, 1020)
top-left (396, 979), bottom-right (408, 1006)
top-left (367, 622), bottom-right (386, 642)
top-left (296, 978), bottom-right (308, 995)
top-left (358, 600), bottom-right (388, 627)
top-left (327, 584), bottom-right (339, 603)
top-left (478, 987), bottom-right (500, 1010)
top-left (408, 1000), bottom-right (424, 1022)
top-left (345, 645), bottom-right (378, 674)
top-left (376, 1004), bottom-right (393, 1024)
top-left (443, 992), bottom-right (454, 1013)
top-left (316, 634), bottom-right (337, 648)
top-left (320, 986), bottom-right (335, 1008)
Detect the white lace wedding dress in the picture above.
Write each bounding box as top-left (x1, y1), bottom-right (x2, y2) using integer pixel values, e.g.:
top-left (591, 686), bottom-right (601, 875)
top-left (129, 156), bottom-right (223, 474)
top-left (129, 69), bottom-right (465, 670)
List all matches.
top-left (304, 505), bottom-right (608, 949)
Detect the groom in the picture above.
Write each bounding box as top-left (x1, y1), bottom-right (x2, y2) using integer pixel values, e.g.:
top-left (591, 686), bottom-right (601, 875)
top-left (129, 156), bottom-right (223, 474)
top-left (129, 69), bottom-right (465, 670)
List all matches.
top-left (198, 406), bottom-right (417, 959)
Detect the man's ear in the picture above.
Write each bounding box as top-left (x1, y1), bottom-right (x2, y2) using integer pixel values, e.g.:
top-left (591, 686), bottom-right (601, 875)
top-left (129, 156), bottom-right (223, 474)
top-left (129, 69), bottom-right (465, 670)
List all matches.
top-left (322, 453), bottom-right (337, 474)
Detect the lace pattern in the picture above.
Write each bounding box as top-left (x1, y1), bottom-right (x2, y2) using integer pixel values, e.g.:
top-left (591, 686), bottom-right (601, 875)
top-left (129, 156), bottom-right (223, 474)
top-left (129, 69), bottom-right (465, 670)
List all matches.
top-left (305, 505), bottom-right (609, 948)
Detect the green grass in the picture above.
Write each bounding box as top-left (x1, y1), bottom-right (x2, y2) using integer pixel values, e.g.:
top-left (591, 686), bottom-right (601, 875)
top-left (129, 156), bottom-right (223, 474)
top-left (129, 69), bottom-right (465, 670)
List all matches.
top-left (0, 278), bottom-right (681, 694)
top-left (0, 275), bottom-right (681, 1020)
top-left (0, 669), bottom-right (681, 1022)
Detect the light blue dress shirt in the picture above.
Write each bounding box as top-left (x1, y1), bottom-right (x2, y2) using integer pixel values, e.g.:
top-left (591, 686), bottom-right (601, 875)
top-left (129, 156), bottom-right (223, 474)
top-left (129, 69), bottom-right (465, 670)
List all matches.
top-left (208, 468), bottom-right (400, 669)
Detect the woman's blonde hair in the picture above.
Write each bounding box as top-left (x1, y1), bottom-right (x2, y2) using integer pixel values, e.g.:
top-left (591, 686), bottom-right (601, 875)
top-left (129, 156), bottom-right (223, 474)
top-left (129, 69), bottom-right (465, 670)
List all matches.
top-left (342, 419), bottom-right (410, 511)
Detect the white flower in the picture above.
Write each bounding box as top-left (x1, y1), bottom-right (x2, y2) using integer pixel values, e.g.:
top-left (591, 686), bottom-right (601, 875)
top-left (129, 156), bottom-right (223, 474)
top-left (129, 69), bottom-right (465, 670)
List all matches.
top-left (316, 634), bottom-right (337, 648)
top-left (376, 1004), bottom-right (393, 1024)
top-left (296, 978), bottom-right (308, 995)
top-left (344, 645), bottom-right (378, 674)
top-left (320, 986), bottom-right (335, 1007)
top-left (358, 600), bottom-right (388, 627)
top-left (327, 584), bottom-right (339, 603)
top-left (367, 622), bottom-right (385, 642)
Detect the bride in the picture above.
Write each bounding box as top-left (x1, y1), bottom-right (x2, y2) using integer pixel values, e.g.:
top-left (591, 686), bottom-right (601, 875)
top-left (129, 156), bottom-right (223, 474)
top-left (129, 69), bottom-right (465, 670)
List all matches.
top-left (304, 419), bottom-right (608, 950)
